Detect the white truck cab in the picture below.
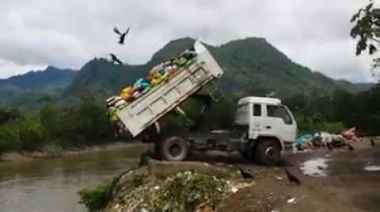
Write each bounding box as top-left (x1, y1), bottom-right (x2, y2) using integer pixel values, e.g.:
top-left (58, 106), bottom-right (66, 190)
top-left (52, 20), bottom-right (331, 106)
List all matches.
top-left (230, 96), bottom-right (297, 165)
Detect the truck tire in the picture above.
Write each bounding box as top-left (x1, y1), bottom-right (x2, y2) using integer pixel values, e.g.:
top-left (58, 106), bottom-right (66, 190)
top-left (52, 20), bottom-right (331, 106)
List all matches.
top-left (160, 136), bottom-right (189, 161)
top-left (254, 139), bottom-right (280, 165)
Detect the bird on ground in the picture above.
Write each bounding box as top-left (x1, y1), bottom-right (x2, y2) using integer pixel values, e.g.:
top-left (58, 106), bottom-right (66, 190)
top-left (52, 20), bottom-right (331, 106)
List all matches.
top-left (238, 168), bottom-right (254, 179)
top-left (113, 27), bottom-right (130, 44)
top-left (109, 53), bottom-right (123, 65)
top-left (138, 150), bottom-right (154, 168)
top-left (370, 138), bottom-right (375, 147)
top-left (326, 143), bottom-right (333, 151)
top-left (347, 143), bottom-right (355, 151)
top-left (285, 168), bottom-right (301, 186)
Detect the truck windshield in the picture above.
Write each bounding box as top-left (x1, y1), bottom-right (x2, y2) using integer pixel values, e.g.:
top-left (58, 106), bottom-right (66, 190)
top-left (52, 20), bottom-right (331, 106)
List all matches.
top-left (266, 105), bottom-right (293, 125)
top-left (235, 104), bottom-right (249, 123)
top-left (236, 104), bottom-right (248, 116)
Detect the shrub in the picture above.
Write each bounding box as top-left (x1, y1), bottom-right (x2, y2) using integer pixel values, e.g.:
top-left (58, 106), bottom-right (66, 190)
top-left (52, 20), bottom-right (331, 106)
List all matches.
top-left (78, 181), bottom-right (113, 212)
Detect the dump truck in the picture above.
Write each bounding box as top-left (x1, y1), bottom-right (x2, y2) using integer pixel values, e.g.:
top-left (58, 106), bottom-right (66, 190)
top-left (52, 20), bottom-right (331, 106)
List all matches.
top-left (115, 40), bottom-right (297, 165)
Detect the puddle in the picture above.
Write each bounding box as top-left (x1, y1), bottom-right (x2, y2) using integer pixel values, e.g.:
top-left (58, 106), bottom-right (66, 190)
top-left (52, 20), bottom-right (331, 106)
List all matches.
top-left (364, 165), bottom-right (380, 172)
top-left (300, 157), bottom-right (329, 177)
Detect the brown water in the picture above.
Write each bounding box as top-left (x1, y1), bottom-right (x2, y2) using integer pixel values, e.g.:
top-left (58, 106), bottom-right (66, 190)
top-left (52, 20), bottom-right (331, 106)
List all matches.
top-left (0, 145), bottom-right (145, 212)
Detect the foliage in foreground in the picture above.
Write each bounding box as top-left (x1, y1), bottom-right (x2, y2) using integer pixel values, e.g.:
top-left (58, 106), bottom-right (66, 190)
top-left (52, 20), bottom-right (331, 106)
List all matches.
top-left (78, 181), bottom-right (113, 212)
top-left (350, 0), bottom-right (380, 72)
top-left (150, 171), bottom-right (228, 212)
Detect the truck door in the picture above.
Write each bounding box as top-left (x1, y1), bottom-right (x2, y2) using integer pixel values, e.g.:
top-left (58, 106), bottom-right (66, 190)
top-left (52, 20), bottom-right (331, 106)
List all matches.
top-left (249, 103), bottom-right (264, 139)
top-left (264, 104), bottom-right (297, 142)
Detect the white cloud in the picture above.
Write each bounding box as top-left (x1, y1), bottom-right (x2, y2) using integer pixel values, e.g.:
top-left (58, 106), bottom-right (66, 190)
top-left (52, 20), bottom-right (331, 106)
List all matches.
top-left (0, 59), bottom-right (47, 77)
top-left (0, 0), bottom-right (377, 82)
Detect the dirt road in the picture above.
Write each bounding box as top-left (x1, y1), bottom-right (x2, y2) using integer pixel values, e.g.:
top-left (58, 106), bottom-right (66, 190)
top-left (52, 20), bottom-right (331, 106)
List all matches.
top-left (186, 139), bottom-right (380, 212)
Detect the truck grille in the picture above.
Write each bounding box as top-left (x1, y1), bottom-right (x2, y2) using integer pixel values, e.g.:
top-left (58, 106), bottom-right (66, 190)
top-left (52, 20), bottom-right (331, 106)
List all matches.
top-left (230, 124), bottom-right (248, 139)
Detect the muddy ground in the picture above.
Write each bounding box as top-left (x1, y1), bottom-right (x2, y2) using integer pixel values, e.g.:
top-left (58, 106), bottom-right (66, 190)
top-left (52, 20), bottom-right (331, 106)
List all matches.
top-left (192, 138), bottom-right (380, 212)
top-left (125, 138), bottom-right (380, 212)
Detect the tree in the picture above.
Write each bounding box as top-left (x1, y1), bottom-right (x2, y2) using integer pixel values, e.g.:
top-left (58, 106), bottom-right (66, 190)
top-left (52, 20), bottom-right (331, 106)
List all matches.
top-left (350, 0), bottom-right (380, 77)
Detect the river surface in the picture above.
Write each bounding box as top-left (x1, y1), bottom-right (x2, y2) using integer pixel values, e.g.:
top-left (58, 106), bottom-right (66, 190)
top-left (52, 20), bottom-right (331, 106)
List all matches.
top-left (0, 145), bottom-right (145, 212)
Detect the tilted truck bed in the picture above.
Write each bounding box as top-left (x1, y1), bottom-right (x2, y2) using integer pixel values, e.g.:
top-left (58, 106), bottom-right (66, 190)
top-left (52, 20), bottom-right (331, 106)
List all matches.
top-left (116, 40), bottom-right (224, 137)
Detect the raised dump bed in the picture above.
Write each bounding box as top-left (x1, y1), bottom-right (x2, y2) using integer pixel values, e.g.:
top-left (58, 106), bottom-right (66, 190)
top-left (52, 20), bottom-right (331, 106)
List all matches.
top-left (116, 40), bottom-right (224, 137)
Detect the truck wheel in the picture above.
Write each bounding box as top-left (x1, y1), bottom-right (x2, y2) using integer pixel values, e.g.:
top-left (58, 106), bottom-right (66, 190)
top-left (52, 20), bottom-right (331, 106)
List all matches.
top-left (160, 136), bottom-right (189, 161)
top-left (254, 139), bottom-right (280, 165)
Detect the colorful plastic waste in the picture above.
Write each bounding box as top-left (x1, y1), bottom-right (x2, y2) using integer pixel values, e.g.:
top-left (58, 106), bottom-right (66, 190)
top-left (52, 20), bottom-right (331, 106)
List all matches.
top-left (106, 47), bottom-right (198, 110)
top-left (342, 127), bottom-right (357, 140)
top-left (134, 78), bottom-right (151, 91)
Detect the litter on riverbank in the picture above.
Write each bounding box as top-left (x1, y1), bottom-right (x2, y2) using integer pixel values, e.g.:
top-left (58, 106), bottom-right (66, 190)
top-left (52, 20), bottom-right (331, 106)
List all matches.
top-left (104, 167), bottom-right (256, 212)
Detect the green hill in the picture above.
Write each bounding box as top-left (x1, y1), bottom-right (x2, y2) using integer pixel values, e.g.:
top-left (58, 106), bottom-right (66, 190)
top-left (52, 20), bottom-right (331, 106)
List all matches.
top-left (64, 37), bottom-right (373, 98)
top-left (0, 66), bottom-right (77, 107)
top-left (0, 37), bottom-right (375, 108)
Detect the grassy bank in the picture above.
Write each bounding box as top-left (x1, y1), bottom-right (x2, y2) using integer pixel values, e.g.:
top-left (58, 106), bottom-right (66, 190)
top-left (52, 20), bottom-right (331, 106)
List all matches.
top-left (0, 141), bottom-right (145, 162)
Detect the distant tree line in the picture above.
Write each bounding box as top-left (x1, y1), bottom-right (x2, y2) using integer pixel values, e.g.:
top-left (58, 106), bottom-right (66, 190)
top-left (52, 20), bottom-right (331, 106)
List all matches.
top-left (284, 84), bottom-right (380, 135)
top-left (0, 84), bottom-right (379, 157)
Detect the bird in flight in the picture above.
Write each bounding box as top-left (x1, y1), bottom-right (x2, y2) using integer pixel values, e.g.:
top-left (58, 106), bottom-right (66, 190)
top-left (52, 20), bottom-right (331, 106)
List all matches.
top-left (113, 27), bottom-right (130, 45)
top-left (109, 53), bottom-right (123, 65)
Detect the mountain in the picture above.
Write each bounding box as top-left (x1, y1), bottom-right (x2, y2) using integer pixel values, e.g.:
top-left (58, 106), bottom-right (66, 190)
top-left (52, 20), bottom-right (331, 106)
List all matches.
top-left (63, 58), bottom-right (146, 97)
top-left (64, 38), bottom-right (198, 97)
top-left (0, 37), bottom-right (376, 108)
top-left (0, 66), bottom-right (77, 107)
top-left (0, 66), bottom-right (77, 91)
top-left (335, 80), bottom-right (375, 93)
top-left (64, 37), bottom-right (374, 99)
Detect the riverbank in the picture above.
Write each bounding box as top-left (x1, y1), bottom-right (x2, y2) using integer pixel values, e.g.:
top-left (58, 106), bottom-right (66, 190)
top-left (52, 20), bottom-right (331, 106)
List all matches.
top-left (0, 141), bottom-right (147, 162)
top-left (101, 140), bottom-right (380, 212)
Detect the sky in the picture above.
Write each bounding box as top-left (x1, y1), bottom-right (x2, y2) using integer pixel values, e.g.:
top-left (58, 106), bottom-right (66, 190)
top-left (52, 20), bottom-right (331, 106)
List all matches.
top-left (0, 0), bottom-right (377, 82)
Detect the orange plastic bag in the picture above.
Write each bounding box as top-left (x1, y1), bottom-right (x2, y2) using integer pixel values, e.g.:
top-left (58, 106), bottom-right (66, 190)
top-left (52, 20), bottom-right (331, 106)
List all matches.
top-left (120, 86), bottom-right (134, 101)
top-left (341, 127), bottom-right (357, 141)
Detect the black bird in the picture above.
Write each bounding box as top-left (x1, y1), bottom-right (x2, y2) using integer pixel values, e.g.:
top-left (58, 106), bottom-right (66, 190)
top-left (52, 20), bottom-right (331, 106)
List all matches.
top-left (285, 168), bottom-right (301, 186)
top-left (347, 143), bottom-right (355, 151)
top-left (317, 165), bottom-right (324, 170)
top-left (113, 27), bottom-right (130, 44)
top-left (239, 168), bottom-right (254, 179)
top-left (109, 53), bottom-right (123, 65)
top-left (370, 139), bottom-right (375, 147)
top-left (138, 150), bottom-right (154, 168)
top-left (326, 143), bottom-right (333, 151)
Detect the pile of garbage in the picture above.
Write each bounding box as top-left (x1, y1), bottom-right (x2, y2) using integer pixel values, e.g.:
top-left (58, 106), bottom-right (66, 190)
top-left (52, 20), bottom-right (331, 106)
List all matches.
top-left (106, 170), bottom-right (245, 212)
top-left (295, 127), bottom-right (360, 151)
top-left (106, 48), bottom-right (198, 110)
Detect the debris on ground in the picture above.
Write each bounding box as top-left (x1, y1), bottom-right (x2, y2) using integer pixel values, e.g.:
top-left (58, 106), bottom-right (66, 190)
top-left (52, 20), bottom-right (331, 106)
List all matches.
top-left (105, 168), bottom-right (256, 212)
top-left (294, 128), bottom-right (365, 153)
top-left (300, 158), bottom-right (329, 177)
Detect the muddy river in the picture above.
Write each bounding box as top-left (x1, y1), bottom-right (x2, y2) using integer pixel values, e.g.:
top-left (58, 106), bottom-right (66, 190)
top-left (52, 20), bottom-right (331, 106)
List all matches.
top-left (0, 145), bottom-right (145, 212)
